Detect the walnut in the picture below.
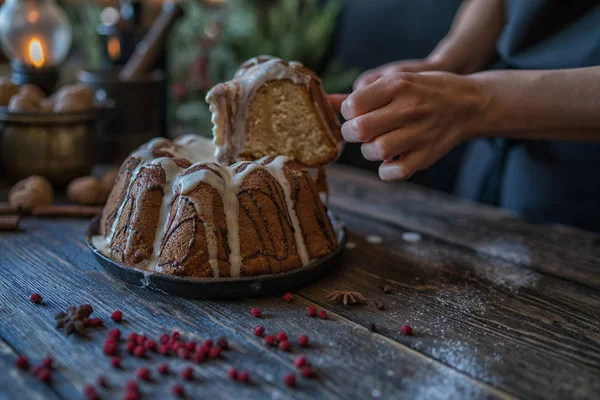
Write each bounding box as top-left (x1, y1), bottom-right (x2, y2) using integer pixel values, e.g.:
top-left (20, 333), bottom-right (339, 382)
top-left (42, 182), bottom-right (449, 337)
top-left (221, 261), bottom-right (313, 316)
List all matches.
top-left (67, 176), bottom-right (106, 205)
top-left (0, 77), bottom-right (19, 107)
top-left (40, 98), bottom-right (55, 112)
top-left (8, 93), bottom-right (41, 112)
top-left (18, 84), bottom-right (46, 101)
top-left (9, 175), bottom-right (54, 211)
top-left (53, 83), bottom-right (94, 112)
top-left (101, 167), bottom-right (119, 197)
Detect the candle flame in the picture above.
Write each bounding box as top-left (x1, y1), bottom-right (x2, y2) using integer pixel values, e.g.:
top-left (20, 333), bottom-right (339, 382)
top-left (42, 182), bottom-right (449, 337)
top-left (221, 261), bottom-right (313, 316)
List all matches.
top-left (28, 38), bottom-right (45, 68)
top-left (107, 36), bottom-right (121, 61)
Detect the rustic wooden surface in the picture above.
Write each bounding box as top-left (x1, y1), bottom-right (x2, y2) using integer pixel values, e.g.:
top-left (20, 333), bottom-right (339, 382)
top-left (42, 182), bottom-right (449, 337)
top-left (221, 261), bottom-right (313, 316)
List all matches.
top-left (1, 164), bottom-right (599, 400)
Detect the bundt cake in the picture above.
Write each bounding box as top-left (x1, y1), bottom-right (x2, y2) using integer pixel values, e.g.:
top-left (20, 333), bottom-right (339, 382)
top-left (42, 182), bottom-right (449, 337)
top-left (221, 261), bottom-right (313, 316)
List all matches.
top-left (206, 55), bottom-right (343, 167)
top-left (92, 135), bottom-right (338, 278)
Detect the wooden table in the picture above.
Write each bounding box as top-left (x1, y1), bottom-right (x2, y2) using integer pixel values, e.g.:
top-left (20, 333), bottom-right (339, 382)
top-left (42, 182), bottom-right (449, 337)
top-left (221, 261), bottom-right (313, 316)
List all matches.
top-left (1, 164), bottom-right (600, 400)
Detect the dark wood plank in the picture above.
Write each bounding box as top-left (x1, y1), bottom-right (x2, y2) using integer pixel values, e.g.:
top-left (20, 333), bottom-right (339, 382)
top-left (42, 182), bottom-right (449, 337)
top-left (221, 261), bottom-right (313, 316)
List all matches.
top-left (297, 209), bottom-right (600, 400)
top-left (0, 337), bottom-right (63, 400)
top-left (328, 165), bottom-right (600, 290)
top-left (0, 219), bottom-right (510, 400)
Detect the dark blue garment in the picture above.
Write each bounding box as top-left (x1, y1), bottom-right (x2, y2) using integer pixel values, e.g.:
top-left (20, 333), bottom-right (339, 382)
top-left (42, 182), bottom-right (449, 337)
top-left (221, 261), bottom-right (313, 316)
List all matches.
top-left (456, 0), bottom-right (600, 232)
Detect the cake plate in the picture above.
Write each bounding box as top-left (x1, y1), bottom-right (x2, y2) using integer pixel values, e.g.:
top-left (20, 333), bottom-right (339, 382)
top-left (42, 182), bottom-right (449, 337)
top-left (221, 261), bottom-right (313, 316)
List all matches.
top-left (86, 213), bottom-right (346, 299)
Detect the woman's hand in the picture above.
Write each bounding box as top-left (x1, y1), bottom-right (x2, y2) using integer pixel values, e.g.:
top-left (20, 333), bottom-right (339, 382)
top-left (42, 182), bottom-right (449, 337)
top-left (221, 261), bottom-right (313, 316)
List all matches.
top-left (354, 59), bottom-right (449, 90)
top-left (334, 72), bottom-right (489, 181)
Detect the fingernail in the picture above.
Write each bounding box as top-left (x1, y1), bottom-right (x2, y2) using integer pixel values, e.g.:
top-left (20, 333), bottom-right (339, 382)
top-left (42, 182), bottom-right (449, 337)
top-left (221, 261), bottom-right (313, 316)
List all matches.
top-left (379, 164), bottom-right (405, 181)
top-left (341, 97), bottom-right (354, 120)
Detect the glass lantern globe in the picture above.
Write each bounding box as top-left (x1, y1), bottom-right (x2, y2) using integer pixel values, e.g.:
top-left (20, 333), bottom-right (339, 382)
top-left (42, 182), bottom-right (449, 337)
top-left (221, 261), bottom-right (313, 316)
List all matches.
top-left (0, 0), bottom-right (72, 69)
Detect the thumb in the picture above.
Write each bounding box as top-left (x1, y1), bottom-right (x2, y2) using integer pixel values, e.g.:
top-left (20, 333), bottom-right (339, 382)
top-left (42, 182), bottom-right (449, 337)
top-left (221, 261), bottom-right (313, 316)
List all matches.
top-left (328, 94), bottom-right (349, 114)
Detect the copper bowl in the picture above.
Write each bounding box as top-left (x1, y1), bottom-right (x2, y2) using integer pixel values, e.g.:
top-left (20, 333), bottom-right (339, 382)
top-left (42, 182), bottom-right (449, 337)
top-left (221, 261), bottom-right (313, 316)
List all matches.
top-left (0, 107), bottom-right (98, 186)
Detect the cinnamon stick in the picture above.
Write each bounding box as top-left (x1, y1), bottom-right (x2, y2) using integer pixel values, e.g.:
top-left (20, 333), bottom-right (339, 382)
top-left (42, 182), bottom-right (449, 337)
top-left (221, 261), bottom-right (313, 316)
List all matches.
top-left (31, 205), bottom-right (103, 218)
top-left (0, 203), bottom-right (19, 215)
top-left (0, 215), bottom-right (20, 231)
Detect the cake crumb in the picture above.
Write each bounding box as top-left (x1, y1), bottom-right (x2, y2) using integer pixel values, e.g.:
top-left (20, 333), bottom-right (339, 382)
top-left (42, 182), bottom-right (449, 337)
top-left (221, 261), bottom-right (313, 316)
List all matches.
top-left (366, 235), bottom-right (383, 244)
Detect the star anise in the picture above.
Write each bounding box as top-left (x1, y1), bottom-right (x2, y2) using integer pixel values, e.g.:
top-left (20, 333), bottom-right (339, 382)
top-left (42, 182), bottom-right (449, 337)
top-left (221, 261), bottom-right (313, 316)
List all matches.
top-left (326, 290), bottom-right (366, 305)
top-left (55, 304), bottom-right (93, 336)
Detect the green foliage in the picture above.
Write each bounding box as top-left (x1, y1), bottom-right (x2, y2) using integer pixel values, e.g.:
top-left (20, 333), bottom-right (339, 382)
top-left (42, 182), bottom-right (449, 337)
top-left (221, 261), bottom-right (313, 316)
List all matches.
top-left (61, 3), bottom-right (103, 70)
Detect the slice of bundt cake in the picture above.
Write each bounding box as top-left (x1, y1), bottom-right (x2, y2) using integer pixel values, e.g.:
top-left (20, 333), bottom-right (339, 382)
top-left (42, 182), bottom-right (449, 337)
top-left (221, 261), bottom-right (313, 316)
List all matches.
top-left (93, 135), bottom-right (338, 279)
top-left (206, 56), bottom-right (343, 167)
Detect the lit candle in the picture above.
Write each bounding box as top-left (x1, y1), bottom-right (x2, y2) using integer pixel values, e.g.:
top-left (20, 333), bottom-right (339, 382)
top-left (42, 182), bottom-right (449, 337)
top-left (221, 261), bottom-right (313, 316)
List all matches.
top-left (107, 36), bottom-right (121, 61)
top-left (27, 37), bottom-right (45, 68)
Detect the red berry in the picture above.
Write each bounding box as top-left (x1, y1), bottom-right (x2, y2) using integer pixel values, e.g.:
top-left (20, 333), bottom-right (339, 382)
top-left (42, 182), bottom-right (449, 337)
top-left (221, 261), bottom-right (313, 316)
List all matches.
top-left (178, 348), bottom-right (190, 360)
top-left (84, 385), bottom-right (98, 399)
top-left (251, 307), bottom-right (261, 317)
top-left (15, 355), bottom-right (29, 369)
top-left (136, 367), bottom-right (151, 381)
top-left (276, 332), bottom-right (288, 342)
top-left (172, 384), bottom-right (185, 397)
top-left (37, 368), bottom-right (51, 382)
top-left (171, 341), bottom-right (182, 352)
top-left (104, 340), bottom-right (118, 356)
top-left (294, 356), bottom-right (307, 368)
top-left (133, 346), bottom-right (146, 358)
top-left (97, 375), bottom-right (108, 387)
top-left (111, 310), bottom-right (123, 322)
top-left (158, 344), bottom-right (170, 355)
top-left (318, 310), bottom-right (327, 319)
top-left (157, 363), bottom-right (169, 375)
top-left (41, 357), bottom-right (53, 369)
top-left (217, 337), bottom-right (229, 349)
top-left (109, 328), bottom-right (121, 340)
top-left (181, 366), bottom-right (194, 380)
top-left (278, 340), bottom-right (291, 352)
top-left (110, 357), bottom-right (121, 369)
top-left (237, 371), bottom-right (249, 383)
top-left (208, 347), bottom-right (221, 359)
top-left (184, 341), bottom-right (196, 352)
top-left (29, 293), bottom-right (42, 304)
top-left (125, 380), bottom-right (138, 392)
top-left (202, 339), bottom-right (213, 349)
top-left (298, 335), bottom-right (309, 347)
top-left (283, 373), bottom-right (296, 387)
top-left (306, 306), bottom-right (317, 317)
top-left (192, 351), bottom-right (205, 363)
top-left (401, 325), bottom-right (413, 335)
top-left (136, 335), bottom-right (147, 345)
top-left (126, 341), bottom-right (136, 353)
top-left (283, 292), bottom-right (293, 302)
top-left (264, 335), bottom-right (276, 346)
top-left (253, 325), bottom-right (265, 337)
top-left (227, 368), bottom-right (238, 380)
top-left (300, 366), bottom-right (315, 378)
top-left (145, 339), bottom-right (157, 351)
top-left (127, 332), bottom-right (138, 342)
top-left (124, 391), bottom-right (140, 400)
top-left (171, 331), bottom-right (181, 341)
top-left (89, 318), bottom-right (103, 327)
top-left (160, 333), bottom-right (170, 344)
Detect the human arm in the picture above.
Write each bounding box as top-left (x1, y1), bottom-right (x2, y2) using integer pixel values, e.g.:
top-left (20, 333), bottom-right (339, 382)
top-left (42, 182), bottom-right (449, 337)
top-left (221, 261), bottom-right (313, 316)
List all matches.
top-left (354, 0), bottom-right (505, 89)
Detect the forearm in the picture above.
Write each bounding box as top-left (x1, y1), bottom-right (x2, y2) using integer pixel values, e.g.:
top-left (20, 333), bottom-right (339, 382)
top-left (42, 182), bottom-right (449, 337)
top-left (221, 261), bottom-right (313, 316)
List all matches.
top-left (469, 66), bottom-right (600, 141)
top-left (428, 0), bottom-right (505, 74)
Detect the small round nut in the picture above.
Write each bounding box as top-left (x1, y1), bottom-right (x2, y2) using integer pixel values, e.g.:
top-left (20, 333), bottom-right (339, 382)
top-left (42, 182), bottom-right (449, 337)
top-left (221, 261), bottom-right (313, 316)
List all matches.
top-left (9, 176), bottom-right (54, 211)
top-left (101, 168), bottom-right (119, 197)
top-left (40, 98), bottom-right (55, 112)
top-left (67, 176), bottom-right (105, 205)
top-left (8, 93), bottom-right (41, 112)
top-left (0, 77), bottom-right (19, 107)
top-left (53, 84), bottom-right (94, 112)
top-left (18, 84), bottom-right (46, 101)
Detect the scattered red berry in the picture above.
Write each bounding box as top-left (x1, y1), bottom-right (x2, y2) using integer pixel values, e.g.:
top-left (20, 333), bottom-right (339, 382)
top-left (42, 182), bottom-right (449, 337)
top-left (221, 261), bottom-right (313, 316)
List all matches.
top-left (181, 366), bottom-right (194, 380)
top-left (15, 355), bottom-right (29, 370)
top-left (157, 363), bottom-right (169, 375)
top-left (84, 385), bottom-right (98, 399)
top-left (253, 325), bottom-right (265, 337)
top-left (227, 368), bottom-right (238, 380)
top-left (111, 310), bottom-right (123, 322)
top-left (136, 335), bottom-right (147, 345)
top-left (306, 306), bottom-right (317, 317)
top-left (104, 340), bottom-right (118, 356)
top-left (298, 335), bottom-right (309, 347)
top-left (158, 344), bottom-right (169, 355)
top-left (171, 331), bottom-right (181, 341)
top-left (208, 347), bottom-right (221, 359)
top-left (276, 332), bottom-right (288, 342)
top-left (37, 368), bottom-right (51, 382)
top-left (97, 375), bottom-right (108, 387)
top-left (318, 310), bottom-right (327, 319)
top-left (184, 341), bottom-right (196, 352)
top-left (133, 346), bottom-right (146, 358)
top-left (251, 307), bottom-right (261, 318)
top-left (89, 318), bottom-right (103, 327)
top-left (192, 351), bottom-right (205, 363)
top-left (177, 348), bottom-right (190, 360)
top-left (136, 367), bottom-right (151, 381)
top-left (278, 340), bottom-right (291, 352)
top-left (300, 366), bottom-right (315, 378)
top-left (109, 328), bottom-right (121, 340)
top-left (294, 356), bottom-right (308, 368)
top-left (237, 371), bottom-right (249, 383)
top-left (171, 384), bottom-right (185, 397)
top-left (283, 373), bottom-right (296, 387)
top-left (401, 325), bottom-right (413, 335)
top-left (29, 293), bottom-right (42, 304)
top-left (42, 357), bottom-right (53, 369)
top-left (217, 337), bottom-right (229, 349)
top-left (126, 341), bottom-right (136, 354)
top-left (110, 357), bottom-right (121, 369)
top-left (160, 333), bottom-right (170, 344)
top-left (125, 380), bottom-right (139, 392)
top-left (124, 391), bottom-right (140, 400)
top-left (172, 341), bottom-right (182, 352)
top-left (283, 292), bottom-right (293, 302)
top-left (264, 335), bottom-right (276, 346)
top-left (203, 339), bottom-right (213, 348)
top-left (127, 332), bottom-right (138, 342)
top-left (145, 339), bottom-right (157, 351)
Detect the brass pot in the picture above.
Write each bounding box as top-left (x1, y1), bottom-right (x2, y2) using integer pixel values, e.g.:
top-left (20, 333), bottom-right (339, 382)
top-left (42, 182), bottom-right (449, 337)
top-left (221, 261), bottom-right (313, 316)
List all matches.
top-left (0, 107), bottom-right (97, 187)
